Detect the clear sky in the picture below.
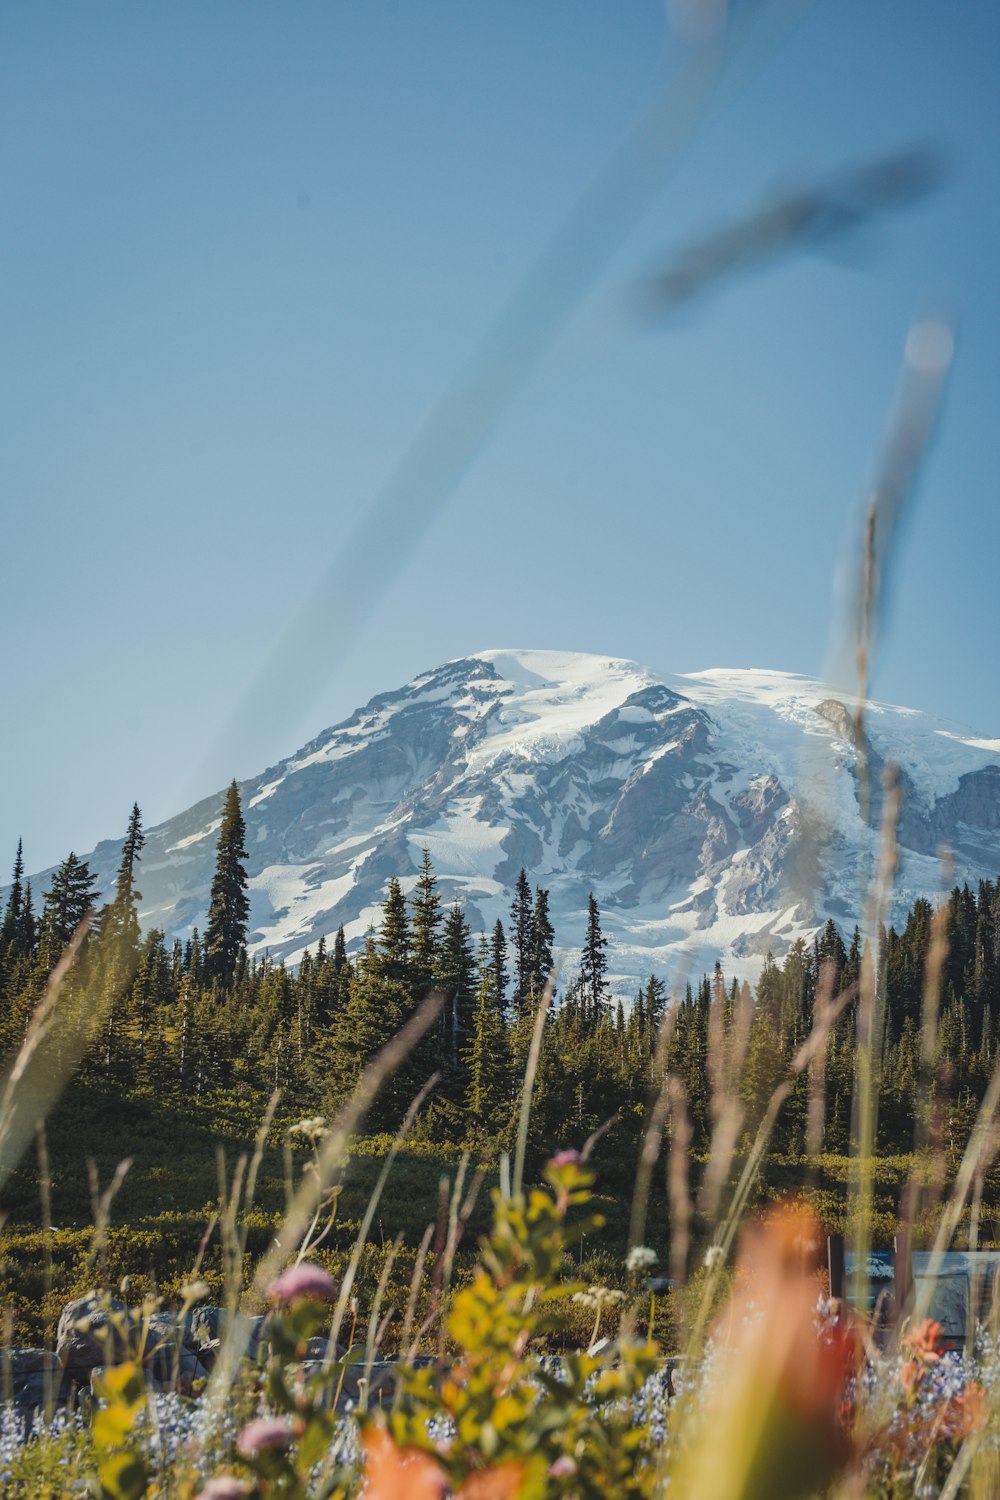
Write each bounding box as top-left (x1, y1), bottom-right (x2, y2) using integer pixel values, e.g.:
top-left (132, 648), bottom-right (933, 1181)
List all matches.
top-left (2, 2), bottom-right (999, 875)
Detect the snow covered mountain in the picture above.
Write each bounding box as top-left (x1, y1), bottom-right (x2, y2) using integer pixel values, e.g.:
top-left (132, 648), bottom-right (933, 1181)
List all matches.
top-left (71, 649), bottom-right (1000, 988)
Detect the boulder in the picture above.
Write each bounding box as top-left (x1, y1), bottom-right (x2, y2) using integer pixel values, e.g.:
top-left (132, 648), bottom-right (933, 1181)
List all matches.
top-left (56, 1294), bottom-right (133, 1375)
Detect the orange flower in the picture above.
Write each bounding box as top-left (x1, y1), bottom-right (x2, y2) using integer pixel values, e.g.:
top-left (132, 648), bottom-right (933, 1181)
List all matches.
top-left (362, 1427), bottom-right (447, 1500)
top-left (904, 1319), bottom-right (943, 1362)
top-left (456, 1463), bottom-right (525, 1499)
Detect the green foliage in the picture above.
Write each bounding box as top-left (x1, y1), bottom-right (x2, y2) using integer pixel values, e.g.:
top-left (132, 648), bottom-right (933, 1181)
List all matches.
top-left (387, 1154), bottom-right (660, 1499)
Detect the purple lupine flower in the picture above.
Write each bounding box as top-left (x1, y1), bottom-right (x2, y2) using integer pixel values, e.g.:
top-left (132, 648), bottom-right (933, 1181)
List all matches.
top-left (268, 1262), bottom-right (337, 1305)
top-left (237, 1416), bottom-right (297, 1456)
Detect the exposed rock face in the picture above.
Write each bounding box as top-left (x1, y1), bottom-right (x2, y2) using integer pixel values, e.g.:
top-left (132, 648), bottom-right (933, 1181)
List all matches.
top-left (29, 651), bottom-right (1000, 985)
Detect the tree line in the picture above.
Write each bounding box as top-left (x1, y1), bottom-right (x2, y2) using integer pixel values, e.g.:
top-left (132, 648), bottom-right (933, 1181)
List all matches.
top-left (1, 783), bottom-right (999, 1163)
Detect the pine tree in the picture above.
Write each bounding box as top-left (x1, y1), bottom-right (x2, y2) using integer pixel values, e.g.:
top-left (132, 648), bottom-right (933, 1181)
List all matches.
top-left (530, 886), bottom-right (555, 1001)
top-left (490, 918), bottom-right (509, 1017)
top-left (465, 942), bottom-right (511, 1138)
top-left (204, 781), bottom-right (250, 989)
top-left (411, 849), bottom-right (442, 994)
top-left (0, 840), bottom-right (25, 953)
top-left (101, 804), bottom-right (145, 957)
top-left (438, 903), bottom-right (477, 1082)
top-left (378, 878), bottom-right (412, 985)
top-left (578, 892), bottom-right (609, 1025)
top-left (509, 869), bottom-right (535, 1017)
top-left (39, 852), bottom-right (100, 958)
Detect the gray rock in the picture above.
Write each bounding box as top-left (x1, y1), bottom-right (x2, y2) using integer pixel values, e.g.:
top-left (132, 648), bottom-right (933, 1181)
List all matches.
top-left (190, 1308), bottom-right (267, 1362)
top-left (56, 1294), bottom-right (133, 1375)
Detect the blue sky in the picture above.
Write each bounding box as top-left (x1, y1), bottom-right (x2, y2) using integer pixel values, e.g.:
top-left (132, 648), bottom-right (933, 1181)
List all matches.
top-left (2, 2), bottom-right (999, 873)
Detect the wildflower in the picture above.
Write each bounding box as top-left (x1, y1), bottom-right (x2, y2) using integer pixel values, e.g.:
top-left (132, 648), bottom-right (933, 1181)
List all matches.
top-left (626, 1245), bottom-right (658, 1273)
top-left (195, 1479), bottom-right (249, 1500)
top-left (289, 1115), bottom-right (328, 1143)
top-left (182, 1278), bottom-right (211, 1303)
top-left (703, 1244), bottom-right (725, 1272)
top-left (572, 1285), bottom-right (625, 1311)
top-left (237, 1416), bottom-right (297, 1456)
top-left (549, 1149), bottom-right (582, 1168)
top-left (671, 1204), bottom-right (857, 1496)
top-left (362, 1425), bottom-right (447, 1500)
top-left (456, 1464), bottom-right (526, 1498)
top-left (905, 1318), bottom-right (943, 1362)
top-left (268, 1262), bottom-right (337, 1305)
top-left (549, 1455), bottom-right (578, 1477)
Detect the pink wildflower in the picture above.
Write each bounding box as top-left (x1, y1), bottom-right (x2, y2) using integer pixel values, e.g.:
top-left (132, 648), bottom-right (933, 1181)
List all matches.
top-left (237, 1416), bottom-right (297, 1456)
top-left (268, 1262), bottom-right (337, 1305)
top-left (195, 1480), bottom-right (249, 1500)
top-left (549, 1149), bottom-right (582, 1168)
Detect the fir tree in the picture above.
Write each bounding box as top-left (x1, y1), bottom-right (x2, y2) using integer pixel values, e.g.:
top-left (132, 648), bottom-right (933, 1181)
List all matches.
top-left (509, 868), bottom-right (535, 1017)
top-left (438, 902), bottom-right (477, 1080)
top-left (530, 886), bottom-right (555, 1000)
top-left (0, 840), bottom-right (25, 953)
top-left (40, 852), bottom-right (100, 957)
top-left (490, 918), bottom-right (509, 1017)
top-left (578, 892), bottom-right (609, 1025)
top-left (411, 849), bottom-right (442, 994)
top-left (204, 781), bottom-right (250, 989)
top-left (465, 943), bottom-right (511, 1138)
top-left (102, 803), bottom-right (145, 957)
top-left (378, 878), bottom-right (412, 985)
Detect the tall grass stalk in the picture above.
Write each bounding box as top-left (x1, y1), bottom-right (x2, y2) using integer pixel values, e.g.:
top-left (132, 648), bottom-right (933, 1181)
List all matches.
top-left (512, 974), bottom-right (555, 1198)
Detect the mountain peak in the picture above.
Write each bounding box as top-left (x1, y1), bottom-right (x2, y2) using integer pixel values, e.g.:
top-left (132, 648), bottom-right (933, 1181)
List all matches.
top-left (31, 651), bottom-right (1000, 991)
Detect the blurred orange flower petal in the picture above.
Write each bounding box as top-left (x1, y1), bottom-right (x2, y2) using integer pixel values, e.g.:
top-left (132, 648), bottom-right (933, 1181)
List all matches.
top-left (905, 1319), bottom-right (943, 1361)
top-left (456, 1462), bottom-right (525, 1499)
top-left (362, 1427), bottom-right (447, 1500)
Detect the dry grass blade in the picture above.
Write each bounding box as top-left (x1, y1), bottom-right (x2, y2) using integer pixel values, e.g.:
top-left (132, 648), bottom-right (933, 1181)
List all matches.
top-left (637, 143), bottom-right (947, 316)
top-left (326, 1072), bottom-right (439, 1361)
top-left (512, 974), bottom-right (555, 1197)
top-left (850, 765), bottom-right (900, 1311)
top-left (627, 1001), bottom-right (678, 1253)
top-left (201, 0), bottom-right (796, 783)
top-left (0, 919), bottom-right (92, 1188)
top-left (667, 1077), bottom-right (693, 1285)
top-left (400, 1221), bottom-right (435, 1362)
top-left (912, 1048), bottom-right (1000, 1323)
top-left (198, 992), bottom-right (442, 1417)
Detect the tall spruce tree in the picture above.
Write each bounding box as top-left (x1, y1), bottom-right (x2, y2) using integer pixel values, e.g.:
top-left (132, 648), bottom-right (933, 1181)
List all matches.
top-left (490, 918), bottom-right (509, 1018)
top-left (509, 868), bottom-right (535, 1017)
top-left (530, 886), bottom-right (555, 1000)
top-left (579, 892), bottom-right (609, 1025)
top-left (378, 877), bottom-right (412, 985)
top-left (204, 781), bottom-right (250, 989)
top-left (438, 902), bottom-right (477, 1080)
top-left (0, 841), bottom-right (25, 953)
top-left (40, 852), bottom-right (100, 955)
top-left (411, 849), bottom-right (443, 994)
top-left (102, 803), bottom-right (145, 958)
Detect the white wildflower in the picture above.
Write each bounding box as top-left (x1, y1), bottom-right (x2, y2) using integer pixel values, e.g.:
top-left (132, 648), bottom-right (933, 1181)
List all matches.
top-left (289, 1115), bottom-right (328, 1143)
top-left (703, 1244), bottom-right (725, 1273)
top-left (626, 1246), bottom-right (658, 1273)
